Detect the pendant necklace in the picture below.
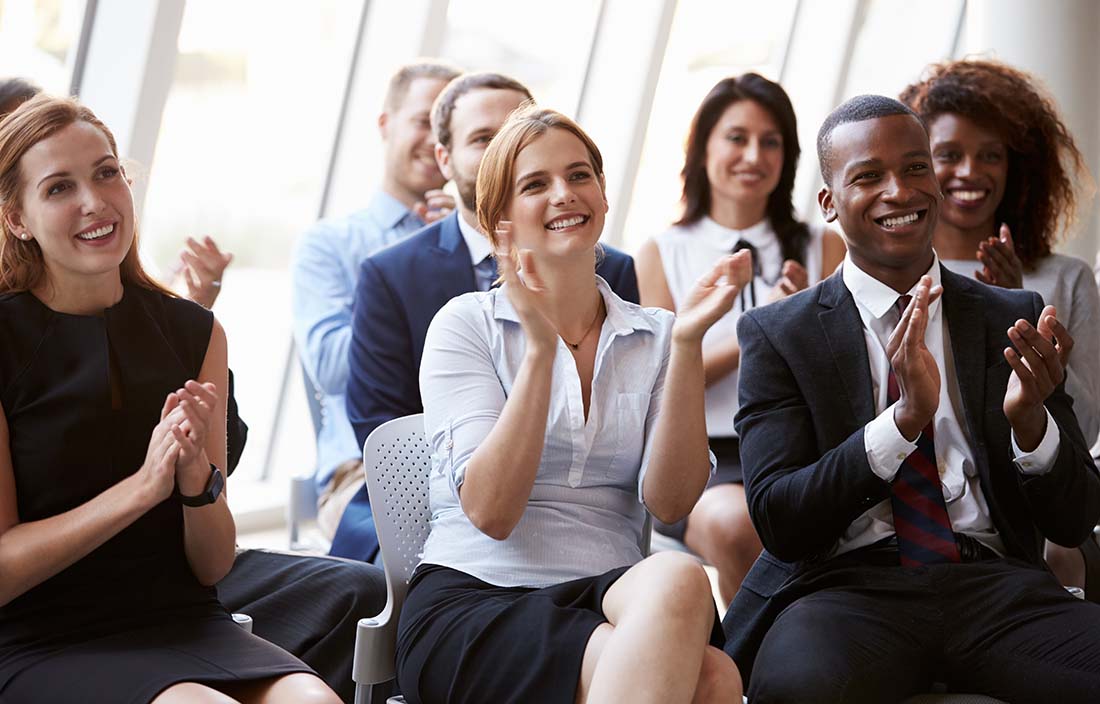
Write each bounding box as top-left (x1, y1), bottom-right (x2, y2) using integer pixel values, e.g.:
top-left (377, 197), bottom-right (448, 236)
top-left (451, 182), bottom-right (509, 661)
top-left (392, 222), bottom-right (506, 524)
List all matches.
top-left (561, 299), bottom-right (604, 350)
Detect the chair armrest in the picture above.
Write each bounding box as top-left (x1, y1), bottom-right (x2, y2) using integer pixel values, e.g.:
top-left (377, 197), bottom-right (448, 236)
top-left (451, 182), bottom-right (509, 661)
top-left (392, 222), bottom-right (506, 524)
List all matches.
top-left (353, 616), bottom-right (399, 686)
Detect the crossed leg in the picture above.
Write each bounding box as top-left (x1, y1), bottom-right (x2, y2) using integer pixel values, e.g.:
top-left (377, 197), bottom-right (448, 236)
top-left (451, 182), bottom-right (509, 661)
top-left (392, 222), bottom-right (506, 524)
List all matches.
top-left (574, 552), bottom-right (741, 703)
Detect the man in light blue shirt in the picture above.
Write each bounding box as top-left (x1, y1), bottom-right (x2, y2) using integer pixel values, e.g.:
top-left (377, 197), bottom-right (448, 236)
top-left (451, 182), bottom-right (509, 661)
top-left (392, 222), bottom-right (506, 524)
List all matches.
top-left (291, 60), bottom-right (461, 554)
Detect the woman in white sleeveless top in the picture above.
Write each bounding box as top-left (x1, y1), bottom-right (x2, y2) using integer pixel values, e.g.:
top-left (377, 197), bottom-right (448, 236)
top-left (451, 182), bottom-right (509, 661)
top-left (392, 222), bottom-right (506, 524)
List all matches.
top-left (636, 73), bottom-right (845, 604)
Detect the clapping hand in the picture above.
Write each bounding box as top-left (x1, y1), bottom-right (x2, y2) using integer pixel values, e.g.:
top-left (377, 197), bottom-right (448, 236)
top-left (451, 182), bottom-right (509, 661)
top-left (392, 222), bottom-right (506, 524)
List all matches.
top-left (137, 392), bottom-right (186, 504)
top-left (768, 259), bottom-right (810, 302)
top-left (672, 250), bottom-right (752, 343)
top-left (886, 276), bottom-right (944, 440)
top-left (975, 223), bottom-right (1023, 289)
top-left (413, 189), bottom-right (455, 224)
top-left (495, 221), bottom-right (559, 355)
top-left (178, 237), bottom-right (233, 309)
top-left (1003, 305), bottom-right (1070, 450)
top-left (166, 380), bottom-right (221, 497)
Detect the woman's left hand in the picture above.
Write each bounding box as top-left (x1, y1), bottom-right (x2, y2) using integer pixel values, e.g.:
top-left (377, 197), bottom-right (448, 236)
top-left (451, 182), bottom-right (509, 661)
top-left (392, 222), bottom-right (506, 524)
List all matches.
top-left (767, 259), bottom-right (810, 302)
top-left (672, 250), bottom-right (751, 343)
top-left (170, 380), bottom-right (221, 496)
top-left (975, 223), bottom-right (1023, 289)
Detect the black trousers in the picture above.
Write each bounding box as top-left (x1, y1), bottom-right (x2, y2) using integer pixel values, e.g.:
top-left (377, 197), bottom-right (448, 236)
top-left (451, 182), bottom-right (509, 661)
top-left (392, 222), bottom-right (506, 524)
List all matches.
top-left (749, 557), bottom-right (1100, 704)
top-left (216, 549), bottom-right (387, 702)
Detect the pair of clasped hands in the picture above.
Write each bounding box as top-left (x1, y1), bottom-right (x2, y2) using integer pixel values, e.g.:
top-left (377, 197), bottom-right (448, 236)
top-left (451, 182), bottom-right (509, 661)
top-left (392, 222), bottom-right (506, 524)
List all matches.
top-left (493, 221), bottom-right (755, 350)
top-left (889, 276), bottom-right (1072, 449)
top-left (138, 380), bottom-right (221, 505)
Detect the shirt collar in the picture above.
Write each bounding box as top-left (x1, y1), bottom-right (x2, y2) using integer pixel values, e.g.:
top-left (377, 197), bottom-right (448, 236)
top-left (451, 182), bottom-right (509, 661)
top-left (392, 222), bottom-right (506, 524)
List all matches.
top-left (697, 215), bottom-right (773, 250)
top-left (457, 210), bottom-right (493, 265)
top-left (367, 190), bottom-right (419, 231)
top-left (842, 250), bottom-right (943, 322)
top-left (492, 276), bottom-right (656, 337)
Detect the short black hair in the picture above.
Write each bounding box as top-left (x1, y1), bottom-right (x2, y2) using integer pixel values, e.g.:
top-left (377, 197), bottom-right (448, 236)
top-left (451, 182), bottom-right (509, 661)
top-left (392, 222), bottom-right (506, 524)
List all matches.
top-left (817, 94), bottom-right (924, 183)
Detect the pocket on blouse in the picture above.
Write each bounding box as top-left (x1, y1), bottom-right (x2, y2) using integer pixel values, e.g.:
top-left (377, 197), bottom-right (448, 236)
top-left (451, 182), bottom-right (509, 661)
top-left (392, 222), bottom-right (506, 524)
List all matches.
top-left (609, 392), bottom-right (650, 482)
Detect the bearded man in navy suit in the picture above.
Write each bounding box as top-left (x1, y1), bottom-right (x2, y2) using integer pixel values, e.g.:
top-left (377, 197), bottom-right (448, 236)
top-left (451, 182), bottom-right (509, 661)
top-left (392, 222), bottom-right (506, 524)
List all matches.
top-left (723, 95), bottom-right (1100, 703)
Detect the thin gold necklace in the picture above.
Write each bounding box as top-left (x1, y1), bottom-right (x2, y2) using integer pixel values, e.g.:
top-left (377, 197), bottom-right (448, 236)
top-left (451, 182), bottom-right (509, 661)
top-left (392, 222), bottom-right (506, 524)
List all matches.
top-left (561, 298), bottom-right (604, 350)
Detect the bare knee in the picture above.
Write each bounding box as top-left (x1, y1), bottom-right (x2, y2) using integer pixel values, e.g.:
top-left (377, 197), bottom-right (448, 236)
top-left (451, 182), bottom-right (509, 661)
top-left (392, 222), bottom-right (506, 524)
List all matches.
top-left (693, 646), bottom-right (742, 704)
top-left (257, 673), bottom-right (341, 704)
top-left (151, 683), bottom-right (238, 704)
top-left (642, 553), bottom-right (714, 625)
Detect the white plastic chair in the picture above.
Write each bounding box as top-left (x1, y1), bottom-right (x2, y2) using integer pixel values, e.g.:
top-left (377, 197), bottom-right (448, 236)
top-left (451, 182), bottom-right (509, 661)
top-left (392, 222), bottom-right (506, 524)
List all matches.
top-left (351, 414), bottom-right (432, 704)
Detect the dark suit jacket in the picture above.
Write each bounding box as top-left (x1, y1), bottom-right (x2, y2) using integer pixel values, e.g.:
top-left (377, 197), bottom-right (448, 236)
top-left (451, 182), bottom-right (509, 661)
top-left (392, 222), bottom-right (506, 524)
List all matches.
top-left (722, 265), bottom-right (1100, 684)
top-left (346, 211), bottom-right (639, 449)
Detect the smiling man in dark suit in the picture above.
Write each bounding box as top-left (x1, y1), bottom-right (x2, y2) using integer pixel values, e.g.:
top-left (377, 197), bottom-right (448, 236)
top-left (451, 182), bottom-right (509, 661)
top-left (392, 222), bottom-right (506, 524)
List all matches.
top-left (345, 73), bottom-right (638, 452)
top-left (723, 95), bottom-right (1100, 703)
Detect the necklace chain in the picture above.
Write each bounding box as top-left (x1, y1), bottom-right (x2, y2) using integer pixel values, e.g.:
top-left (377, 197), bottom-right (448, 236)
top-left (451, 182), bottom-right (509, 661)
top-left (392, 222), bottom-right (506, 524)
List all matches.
top-left (560, 299), bottom-right (604, 350)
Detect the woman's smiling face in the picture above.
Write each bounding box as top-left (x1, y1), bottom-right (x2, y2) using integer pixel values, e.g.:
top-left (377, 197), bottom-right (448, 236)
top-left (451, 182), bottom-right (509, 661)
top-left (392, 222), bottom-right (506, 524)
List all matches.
top-left (507, 127), bottom-right (607, 260)
top-left (7, 120), bottom-right (134, 286)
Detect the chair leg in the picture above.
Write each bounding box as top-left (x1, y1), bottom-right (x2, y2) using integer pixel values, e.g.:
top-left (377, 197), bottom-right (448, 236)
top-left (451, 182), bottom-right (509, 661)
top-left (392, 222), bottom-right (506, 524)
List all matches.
top-left (353, 679), bottom-right (393, 704)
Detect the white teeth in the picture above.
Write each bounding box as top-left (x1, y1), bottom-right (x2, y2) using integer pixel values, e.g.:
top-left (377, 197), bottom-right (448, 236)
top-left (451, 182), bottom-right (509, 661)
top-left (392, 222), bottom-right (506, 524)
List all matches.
top-left (547, 215), bottom-right (585, 231)
top-left (951, 190), bottom-right (986, 202)
top-left (77, 224), bottom-right (114, 240)
top-left (880, 213), bottom-right (919, 228)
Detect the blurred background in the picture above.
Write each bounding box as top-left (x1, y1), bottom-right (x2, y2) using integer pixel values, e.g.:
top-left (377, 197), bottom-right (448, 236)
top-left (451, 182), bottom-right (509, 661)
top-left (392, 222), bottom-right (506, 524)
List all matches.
top-left (4, 0), bottom-right (1096, 528)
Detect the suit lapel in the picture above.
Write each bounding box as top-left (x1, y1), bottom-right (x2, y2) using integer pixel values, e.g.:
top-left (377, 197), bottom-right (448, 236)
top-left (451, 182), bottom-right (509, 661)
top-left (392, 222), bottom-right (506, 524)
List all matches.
top-left (941, 267), bottom-right (988, 460)
top-left (430, 212), bottom-right (478, 298)
top-left (817, 272), bottom-right (876, 425)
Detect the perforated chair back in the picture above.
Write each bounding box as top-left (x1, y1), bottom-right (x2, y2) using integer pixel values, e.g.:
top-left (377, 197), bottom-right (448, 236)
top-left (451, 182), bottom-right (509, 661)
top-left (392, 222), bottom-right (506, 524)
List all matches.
top-left (362, 414), bottom-right (432, 626)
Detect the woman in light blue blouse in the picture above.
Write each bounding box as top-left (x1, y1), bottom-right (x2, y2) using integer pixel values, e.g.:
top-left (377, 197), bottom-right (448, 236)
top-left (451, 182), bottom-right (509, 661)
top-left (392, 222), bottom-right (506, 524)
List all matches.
top-left (395, 105), bottom-right (748, 704)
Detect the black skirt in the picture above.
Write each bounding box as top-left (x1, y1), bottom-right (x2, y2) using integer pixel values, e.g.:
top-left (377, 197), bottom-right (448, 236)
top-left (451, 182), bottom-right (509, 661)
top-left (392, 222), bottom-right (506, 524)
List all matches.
top-left (0, 608), bottom-right (313, 704)
top-left (395, 563), bottom-right (724, 704)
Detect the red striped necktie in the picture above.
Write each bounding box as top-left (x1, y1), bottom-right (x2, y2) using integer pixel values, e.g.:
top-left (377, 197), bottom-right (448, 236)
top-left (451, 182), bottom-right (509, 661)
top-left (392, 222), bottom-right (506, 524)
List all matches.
top-left (887, 294), bottom-right (961, 566)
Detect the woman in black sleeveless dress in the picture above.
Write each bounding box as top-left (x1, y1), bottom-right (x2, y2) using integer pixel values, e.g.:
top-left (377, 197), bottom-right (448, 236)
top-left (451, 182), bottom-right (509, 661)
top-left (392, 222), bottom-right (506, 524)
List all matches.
top-left (0, 97), bottom-right (340, 703)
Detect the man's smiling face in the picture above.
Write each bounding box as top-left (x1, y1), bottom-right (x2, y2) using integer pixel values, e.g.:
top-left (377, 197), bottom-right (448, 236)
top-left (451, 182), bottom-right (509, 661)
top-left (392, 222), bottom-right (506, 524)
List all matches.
top-left (819, 113), bottom-right (942, 284)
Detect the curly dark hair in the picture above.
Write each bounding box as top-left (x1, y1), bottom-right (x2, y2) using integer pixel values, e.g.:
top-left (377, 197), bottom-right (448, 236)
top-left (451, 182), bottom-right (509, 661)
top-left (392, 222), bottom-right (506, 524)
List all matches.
top-left (900, 59), bottom-right (1087, 268)
top-left (677, 74), bottom-right (809, 266)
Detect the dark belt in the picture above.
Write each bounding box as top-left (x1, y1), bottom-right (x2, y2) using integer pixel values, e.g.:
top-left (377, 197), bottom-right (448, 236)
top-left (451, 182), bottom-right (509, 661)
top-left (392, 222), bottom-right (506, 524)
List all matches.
top-left (953, 532), bottom-right (999, 562)
top-left (859, 533), bottom-right (999, 564)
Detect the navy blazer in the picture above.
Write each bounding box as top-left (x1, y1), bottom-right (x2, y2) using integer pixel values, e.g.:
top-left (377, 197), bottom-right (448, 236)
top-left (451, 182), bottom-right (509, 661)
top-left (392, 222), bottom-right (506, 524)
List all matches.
top-left (346, 211), bottom-right (639, 449)
top-left (722, 265), bottom-right (1100, 685)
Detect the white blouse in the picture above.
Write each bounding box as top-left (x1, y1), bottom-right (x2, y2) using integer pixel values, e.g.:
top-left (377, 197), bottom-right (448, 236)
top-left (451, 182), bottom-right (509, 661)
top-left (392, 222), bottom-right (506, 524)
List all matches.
top-left (417, 277), bottom-right (713, 588)
top-left (654, 217), bottom-right (825, 437)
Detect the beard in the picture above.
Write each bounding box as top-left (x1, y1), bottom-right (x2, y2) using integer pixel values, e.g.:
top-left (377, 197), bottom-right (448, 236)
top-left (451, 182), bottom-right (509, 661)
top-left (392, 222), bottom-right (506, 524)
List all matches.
top-left (454, 170), bottom-right (477, 214)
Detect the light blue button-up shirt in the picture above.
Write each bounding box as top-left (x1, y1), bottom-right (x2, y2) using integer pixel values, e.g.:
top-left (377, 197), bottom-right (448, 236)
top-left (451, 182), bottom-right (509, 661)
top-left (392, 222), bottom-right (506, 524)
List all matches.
top-left (292, 191), bottom-right (425, 488)
top-left (417, 278), bottom-right (714, 588)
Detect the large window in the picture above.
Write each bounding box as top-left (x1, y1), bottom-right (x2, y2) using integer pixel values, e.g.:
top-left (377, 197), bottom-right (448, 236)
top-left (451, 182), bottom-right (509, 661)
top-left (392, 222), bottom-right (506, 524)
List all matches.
top-left (619, 0), bottom-right (798, 252)
top-left (0, 0), bottom-right (86, 94)
top-left (139, 0), bottom-right (364, 487)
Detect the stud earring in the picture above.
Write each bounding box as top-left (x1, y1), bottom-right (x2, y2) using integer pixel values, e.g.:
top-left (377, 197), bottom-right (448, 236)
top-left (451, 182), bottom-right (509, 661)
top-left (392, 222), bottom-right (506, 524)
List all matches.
top-left (21, 233), bottom-right (30, 240)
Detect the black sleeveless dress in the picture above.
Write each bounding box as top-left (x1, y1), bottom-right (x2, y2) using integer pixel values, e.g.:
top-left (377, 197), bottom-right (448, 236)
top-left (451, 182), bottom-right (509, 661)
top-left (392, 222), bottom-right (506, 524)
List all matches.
top-left (0, 286), bottom-right (312, 704)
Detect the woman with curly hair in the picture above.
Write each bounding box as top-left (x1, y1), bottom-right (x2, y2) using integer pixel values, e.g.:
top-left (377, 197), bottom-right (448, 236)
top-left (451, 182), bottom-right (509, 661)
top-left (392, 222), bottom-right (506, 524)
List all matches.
top-left (635, 74), bottom-right (845, 604)
top-left (901, 59), bottom-right (1100, 592)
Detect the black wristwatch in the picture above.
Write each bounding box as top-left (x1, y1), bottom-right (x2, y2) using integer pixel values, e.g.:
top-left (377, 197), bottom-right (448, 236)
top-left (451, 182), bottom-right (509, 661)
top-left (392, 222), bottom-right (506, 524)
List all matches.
top-left (178, 464), bottom-right (224, 507)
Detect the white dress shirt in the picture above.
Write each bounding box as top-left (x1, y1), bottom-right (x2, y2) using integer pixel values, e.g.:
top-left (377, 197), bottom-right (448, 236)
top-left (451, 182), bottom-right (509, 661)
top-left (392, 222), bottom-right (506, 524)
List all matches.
top-left (417, 277), bottom-right (714, 588)
top-left (833, 253), bottom-right (1060, 557)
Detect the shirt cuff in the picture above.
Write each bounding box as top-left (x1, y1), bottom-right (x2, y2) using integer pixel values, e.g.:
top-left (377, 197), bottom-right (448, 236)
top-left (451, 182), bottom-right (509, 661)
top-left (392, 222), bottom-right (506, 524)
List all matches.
top-left (865, 402), bottom-right (919, 482)
top-left (1012, 408), bottom-right (1061, 475)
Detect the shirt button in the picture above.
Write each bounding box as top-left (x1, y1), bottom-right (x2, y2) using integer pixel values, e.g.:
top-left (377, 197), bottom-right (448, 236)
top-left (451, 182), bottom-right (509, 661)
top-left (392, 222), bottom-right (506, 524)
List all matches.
top-left (1022, 461), bottom-right (1032, 468)
top-left (446, 439), bottom-right (454, 449)
top-left (897, 452), bottom-right (907, 460)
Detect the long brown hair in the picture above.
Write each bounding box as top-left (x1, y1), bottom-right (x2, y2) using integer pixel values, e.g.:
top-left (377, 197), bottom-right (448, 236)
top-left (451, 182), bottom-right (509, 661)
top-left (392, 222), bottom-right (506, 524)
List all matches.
top-left (900, 59), bottom-right (1089, 268)
top-left (0, 94), bottom-right (172, 296)
top-left (678, 74), bottom-right (810, 265)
